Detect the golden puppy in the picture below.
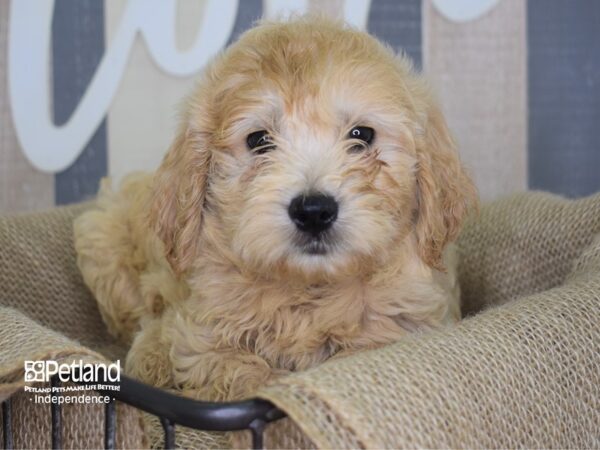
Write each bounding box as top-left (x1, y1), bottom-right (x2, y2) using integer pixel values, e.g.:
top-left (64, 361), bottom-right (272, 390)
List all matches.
top-left (74, 16), bottom-right (477, 401)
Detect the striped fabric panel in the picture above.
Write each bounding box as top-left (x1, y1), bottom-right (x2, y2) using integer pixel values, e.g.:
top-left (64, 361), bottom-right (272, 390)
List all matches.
top-left (423, 0), bottom-right (527, 201)
top-left (2, 0), bottom-right (599, 212)
top-left (0, 0), bottom-right (54, 212)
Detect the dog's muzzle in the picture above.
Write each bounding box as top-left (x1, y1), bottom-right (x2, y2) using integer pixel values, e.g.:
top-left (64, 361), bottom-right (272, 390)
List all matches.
top-left (288, 193), bottom-right (338, 237)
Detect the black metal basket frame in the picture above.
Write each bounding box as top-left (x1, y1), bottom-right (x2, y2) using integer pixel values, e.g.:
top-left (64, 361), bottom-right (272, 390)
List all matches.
top-left (1, 367), bottom-right (285, 450)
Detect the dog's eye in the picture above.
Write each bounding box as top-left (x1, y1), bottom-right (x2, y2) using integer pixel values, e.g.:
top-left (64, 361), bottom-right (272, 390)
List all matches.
top-left (348, 126), bottom-right (375, 150)
top-left (247, 130), bottom-right (275, 154)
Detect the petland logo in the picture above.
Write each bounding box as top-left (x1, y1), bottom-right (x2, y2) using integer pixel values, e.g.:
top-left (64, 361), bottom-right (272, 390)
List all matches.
top-left (24, 360), bottom-right (120, 405)
top-left (24, 360), bottom-right (121, 383)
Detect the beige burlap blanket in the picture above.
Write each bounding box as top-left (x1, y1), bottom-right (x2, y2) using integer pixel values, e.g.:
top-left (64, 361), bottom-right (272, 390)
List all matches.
top-left (1, 192), bottom-right (599, 448)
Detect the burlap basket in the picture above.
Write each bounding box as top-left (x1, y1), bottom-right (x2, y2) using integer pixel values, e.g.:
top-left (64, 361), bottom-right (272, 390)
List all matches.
top-left (1, 192), bottom-right (599, 449)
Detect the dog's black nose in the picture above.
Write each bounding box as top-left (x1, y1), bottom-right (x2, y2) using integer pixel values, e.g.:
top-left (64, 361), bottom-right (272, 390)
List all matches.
top-left (288, 194), bottom-right (338, 235)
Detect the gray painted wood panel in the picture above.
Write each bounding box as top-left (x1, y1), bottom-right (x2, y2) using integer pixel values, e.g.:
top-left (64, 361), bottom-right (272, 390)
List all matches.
top-left (368, 0), bottom-right (421, 69)
top-left (528, 0), bottom-right (600, 197)
top-left (52, 0), bottom-right (107, 204)
top-left (227, 0), bottom-right (262, 45)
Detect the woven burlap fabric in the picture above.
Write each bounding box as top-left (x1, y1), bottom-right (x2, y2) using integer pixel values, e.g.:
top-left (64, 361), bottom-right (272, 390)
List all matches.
top-left (0, 203), bottom-right (125, 361)
top-left (255, 192), bottom-right (600, 448)
top-left (0, 205), bottom-right (145, 448)
top-left (0, 308), bottom-right (146, 449)
top-left (1, 192), bottom-right (599, 448)
top-left (457, 191), bottom-right (600, 315)
top-left (4, 386), bottom-right (145, 449)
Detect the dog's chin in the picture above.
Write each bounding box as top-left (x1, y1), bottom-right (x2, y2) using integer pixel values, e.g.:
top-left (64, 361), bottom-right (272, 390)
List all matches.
top-left (298, 238), bottom-right (329, 256)
top-left (283, 232), bottom-right (355, 280)
top-left (286, 250), bottom-right (340, 280)
top-left (293, 232), bottom-right (335, 256)
top-left (234, 228), bottom-right (377, 281)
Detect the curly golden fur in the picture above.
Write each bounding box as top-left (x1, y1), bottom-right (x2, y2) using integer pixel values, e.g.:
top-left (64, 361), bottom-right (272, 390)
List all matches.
top-left (74, 16), bottom-right (477, 401)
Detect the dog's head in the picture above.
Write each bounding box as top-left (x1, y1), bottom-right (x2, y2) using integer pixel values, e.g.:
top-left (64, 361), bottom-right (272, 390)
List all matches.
top-left (150, 17), bottom-right (477, 281)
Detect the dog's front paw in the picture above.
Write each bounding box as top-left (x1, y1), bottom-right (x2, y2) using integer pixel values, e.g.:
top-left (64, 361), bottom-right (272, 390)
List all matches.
top-left (224, 365), bottom-right (274, 401)
top-left (174, 351), bottom-right (278, 401)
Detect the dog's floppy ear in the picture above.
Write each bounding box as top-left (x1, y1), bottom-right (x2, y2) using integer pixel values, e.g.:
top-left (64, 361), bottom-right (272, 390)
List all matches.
top-left (414, 103), bottom-right (478, 271)
top-left (149, 125), bottom-right (211, 275)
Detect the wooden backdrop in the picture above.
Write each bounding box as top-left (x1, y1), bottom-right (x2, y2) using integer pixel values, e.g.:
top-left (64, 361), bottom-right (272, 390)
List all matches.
top-left (1, 0), bottom-right (599, 212)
